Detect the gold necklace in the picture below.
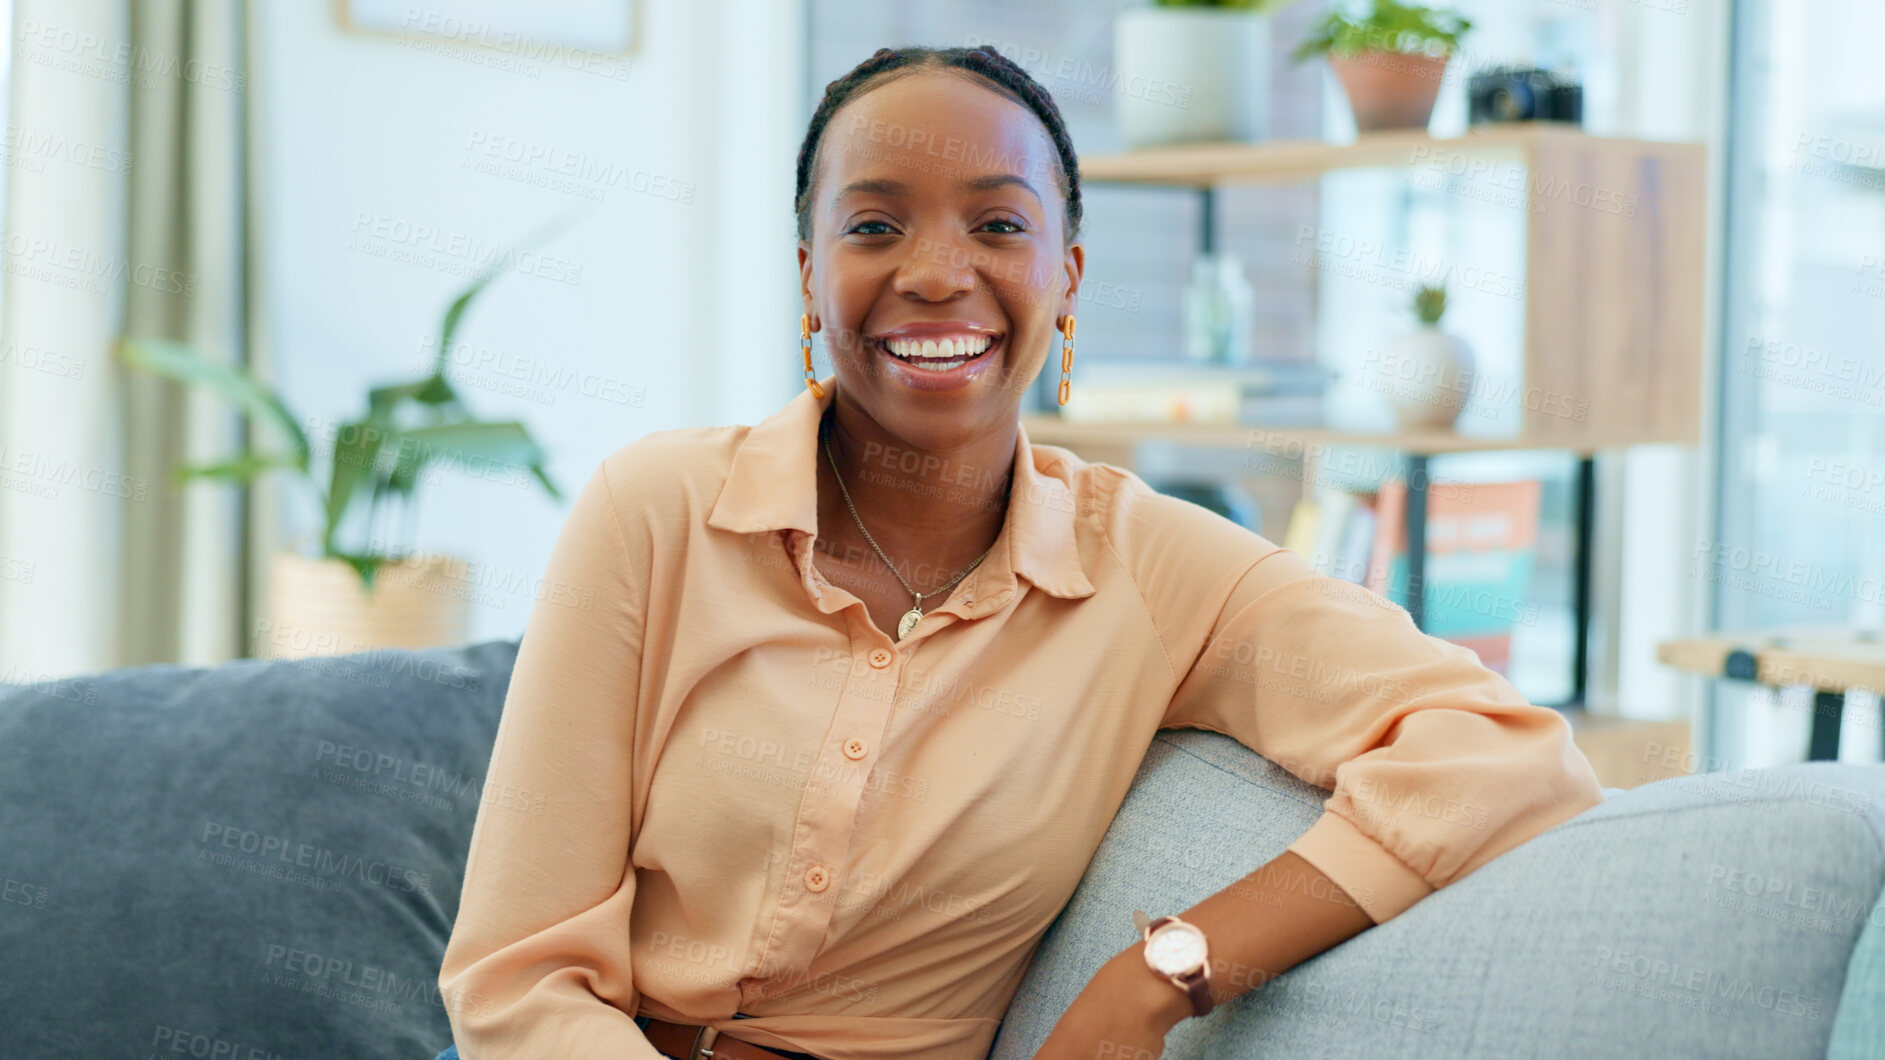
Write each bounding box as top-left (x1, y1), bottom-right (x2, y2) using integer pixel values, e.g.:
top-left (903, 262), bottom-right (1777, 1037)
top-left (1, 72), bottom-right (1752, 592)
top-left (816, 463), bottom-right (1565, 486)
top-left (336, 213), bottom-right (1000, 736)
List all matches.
top-left (820, 416), bottom-right (1006, 641)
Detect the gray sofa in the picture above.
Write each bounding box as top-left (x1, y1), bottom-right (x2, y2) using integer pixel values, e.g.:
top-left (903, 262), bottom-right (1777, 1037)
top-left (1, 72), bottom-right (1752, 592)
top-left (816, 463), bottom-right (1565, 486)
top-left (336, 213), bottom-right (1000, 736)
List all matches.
top-left (1, 640), bottom-right (1881, 1059)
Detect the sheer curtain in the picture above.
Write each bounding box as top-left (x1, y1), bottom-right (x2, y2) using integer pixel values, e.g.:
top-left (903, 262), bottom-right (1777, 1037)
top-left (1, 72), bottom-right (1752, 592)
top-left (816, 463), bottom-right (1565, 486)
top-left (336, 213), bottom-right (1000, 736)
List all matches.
top-left (0, 0), bottom-right (254, 678)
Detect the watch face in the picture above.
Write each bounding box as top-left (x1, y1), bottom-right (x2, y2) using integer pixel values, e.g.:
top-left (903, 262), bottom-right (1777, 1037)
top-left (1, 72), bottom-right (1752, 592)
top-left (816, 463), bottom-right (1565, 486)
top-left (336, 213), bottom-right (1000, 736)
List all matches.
top-left (1146, 923), bottom-right (1207, 975)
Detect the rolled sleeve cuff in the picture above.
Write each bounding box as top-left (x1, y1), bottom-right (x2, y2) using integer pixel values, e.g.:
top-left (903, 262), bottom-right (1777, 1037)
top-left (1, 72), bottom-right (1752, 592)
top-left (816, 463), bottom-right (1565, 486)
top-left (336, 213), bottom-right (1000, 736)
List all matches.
top-left (1285, 810), bottom-right (1435, 925)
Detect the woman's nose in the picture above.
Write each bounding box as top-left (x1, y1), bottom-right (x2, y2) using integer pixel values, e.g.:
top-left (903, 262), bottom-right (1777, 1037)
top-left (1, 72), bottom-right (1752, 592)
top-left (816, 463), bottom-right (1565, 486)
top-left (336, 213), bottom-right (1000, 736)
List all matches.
top-left (892, 233), bottom-right (977, 301)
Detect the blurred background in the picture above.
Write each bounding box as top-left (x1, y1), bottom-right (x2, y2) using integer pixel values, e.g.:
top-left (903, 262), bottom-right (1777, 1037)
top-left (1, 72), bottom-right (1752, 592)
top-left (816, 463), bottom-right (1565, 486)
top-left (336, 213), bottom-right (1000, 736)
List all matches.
top-left (0, 0), bottom-right (1880, 778)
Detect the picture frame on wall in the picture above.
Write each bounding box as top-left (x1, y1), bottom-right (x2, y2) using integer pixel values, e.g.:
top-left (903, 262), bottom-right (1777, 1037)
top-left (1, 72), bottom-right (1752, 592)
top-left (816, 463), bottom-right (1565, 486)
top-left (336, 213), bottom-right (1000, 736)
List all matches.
top-left (336, 0), bottom-right (641, 58)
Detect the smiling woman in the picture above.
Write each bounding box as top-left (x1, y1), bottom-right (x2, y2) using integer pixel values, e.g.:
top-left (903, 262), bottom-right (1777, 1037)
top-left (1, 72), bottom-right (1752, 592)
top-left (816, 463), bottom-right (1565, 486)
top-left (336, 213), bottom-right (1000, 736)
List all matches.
top-left (792, 46), bottom-right (1088, 644)
top-left (435, 42), bottom-right (1607, 1060)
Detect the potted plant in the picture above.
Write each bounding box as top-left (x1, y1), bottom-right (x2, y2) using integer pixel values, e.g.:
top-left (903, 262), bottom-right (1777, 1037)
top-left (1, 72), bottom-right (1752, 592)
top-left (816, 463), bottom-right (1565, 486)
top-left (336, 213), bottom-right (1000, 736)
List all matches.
top-left (118, 228), bottom-right (568, 660)
top-left (1113, 0), bottom-right (1301, 150)
top-left (1291, 0), bottom-right (1471, 132)
top-left (1374, 283), bottom-right (1475, 429)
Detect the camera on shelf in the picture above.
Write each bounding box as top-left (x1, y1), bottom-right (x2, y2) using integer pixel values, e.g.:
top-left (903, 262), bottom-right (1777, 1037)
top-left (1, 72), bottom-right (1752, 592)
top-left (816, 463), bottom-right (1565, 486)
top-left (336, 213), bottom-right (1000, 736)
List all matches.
top-left (1468, 67), bottom-right (1583, 126)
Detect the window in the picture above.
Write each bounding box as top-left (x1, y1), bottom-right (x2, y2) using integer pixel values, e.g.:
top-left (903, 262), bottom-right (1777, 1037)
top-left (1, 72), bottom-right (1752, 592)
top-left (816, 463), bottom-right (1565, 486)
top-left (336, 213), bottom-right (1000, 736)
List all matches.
top-left (1712, 0), bottom-right (1885, 765)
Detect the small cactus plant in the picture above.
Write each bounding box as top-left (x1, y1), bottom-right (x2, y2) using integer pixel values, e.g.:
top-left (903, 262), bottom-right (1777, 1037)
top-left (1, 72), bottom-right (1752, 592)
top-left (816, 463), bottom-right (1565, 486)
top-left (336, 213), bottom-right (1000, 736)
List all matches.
top-left (1414, 283), bottom-right (1448, 326)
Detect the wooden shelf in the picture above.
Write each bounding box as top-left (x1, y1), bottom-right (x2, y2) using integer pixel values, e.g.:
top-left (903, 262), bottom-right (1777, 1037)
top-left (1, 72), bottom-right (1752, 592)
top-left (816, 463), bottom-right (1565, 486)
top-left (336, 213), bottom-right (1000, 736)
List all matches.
top-left (1062, 126), bottom-right (1707, 452)
top-left (1061, 127), bottom-right (1708, 712)
top-left (1021, 414), bottom-right (1672, 458)
top-left (1080, 123), bottom-right (1701, 186)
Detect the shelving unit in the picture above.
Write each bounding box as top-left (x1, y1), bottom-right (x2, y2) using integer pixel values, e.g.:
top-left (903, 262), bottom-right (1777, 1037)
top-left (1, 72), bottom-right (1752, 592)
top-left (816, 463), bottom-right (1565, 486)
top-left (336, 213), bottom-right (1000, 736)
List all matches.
top-left (1035, 126), bottom-right (1709, 709)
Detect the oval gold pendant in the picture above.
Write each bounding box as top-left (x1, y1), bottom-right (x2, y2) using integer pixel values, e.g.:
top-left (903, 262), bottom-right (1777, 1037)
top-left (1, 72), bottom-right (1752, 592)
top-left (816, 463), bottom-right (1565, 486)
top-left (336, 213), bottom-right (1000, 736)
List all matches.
top-left (896, 606), bottom-right (922, 640)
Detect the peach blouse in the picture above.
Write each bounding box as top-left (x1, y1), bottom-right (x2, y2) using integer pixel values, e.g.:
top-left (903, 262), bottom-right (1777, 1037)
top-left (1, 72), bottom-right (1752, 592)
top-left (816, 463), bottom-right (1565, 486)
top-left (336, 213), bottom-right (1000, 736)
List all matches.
top-left (438, 377), bottom-right (1606, 1060)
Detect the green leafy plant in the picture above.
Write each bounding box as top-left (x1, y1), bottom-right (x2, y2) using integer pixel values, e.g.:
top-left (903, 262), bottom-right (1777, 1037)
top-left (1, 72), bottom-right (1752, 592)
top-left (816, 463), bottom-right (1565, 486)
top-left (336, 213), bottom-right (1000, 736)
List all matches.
top-left (117, 215), bottom-right (582, 591)
top-left (1414, 283), bottom-right (1448, 325)
top-left (1290, 0), bottom-right (1471, 62)
top-left (1153, 0), bottom-right (1300, 10)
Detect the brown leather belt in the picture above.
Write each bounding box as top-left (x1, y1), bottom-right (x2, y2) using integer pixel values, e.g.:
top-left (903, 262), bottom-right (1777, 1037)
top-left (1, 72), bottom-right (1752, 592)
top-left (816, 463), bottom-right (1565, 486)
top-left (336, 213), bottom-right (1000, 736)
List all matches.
top-left (637, 1015), bottom-right (824, 1060)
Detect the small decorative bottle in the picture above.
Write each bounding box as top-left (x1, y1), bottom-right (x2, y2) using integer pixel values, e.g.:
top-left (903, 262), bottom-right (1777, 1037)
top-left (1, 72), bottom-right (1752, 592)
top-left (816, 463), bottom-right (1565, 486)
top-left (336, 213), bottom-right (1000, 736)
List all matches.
top-left (1184, 254), bottom-right (1256, 365)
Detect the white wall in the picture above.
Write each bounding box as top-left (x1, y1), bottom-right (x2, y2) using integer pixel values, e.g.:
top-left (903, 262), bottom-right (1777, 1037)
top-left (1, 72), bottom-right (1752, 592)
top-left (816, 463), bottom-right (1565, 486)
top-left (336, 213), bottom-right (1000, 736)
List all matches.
top-left (251, 0), bottom-right (805, 644)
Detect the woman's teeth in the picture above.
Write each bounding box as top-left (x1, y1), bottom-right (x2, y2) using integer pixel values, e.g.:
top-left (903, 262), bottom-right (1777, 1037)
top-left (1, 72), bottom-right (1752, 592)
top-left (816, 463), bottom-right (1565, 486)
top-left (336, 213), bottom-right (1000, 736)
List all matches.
top-left (882, 334), bottom-right (995, 372)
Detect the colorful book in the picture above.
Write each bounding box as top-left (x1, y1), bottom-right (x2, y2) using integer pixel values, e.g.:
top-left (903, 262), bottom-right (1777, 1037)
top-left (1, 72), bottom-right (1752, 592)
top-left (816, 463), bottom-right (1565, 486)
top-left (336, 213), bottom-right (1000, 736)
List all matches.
top-left (1308, 487), bottom-right (1356, 578)
top-left (1282, 495), bottom-right (1320, 558)
top-left (1365, 479), bottom-right (1544, 673)
top-left (1334, 494), bottom-right (1377, 584)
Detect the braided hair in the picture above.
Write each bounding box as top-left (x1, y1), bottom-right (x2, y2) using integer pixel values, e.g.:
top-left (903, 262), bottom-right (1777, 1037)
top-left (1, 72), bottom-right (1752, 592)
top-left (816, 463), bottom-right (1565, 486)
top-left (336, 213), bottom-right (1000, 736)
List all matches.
top-left (794, 44), bottom-right (1083, 244)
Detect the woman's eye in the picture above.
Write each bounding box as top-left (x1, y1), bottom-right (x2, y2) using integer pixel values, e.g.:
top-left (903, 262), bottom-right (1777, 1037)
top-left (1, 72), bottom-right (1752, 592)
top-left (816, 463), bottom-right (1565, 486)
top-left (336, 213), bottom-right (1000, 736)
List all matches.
top-left (982, 218), bottom-right (1024, 234)
top-left (846, 220), bottom-right (894, 236)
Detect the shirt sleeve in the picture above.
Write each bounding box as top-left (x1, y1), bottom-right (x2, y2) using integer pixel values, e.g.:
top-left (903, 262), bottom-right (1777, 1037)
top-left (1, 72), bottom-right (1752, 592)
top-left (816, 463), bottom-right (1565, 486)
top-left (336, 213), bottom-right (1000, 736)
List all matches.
top-left (438, 457), bottom-right (663, 1059)
top-left (1161, 544), bottom-right (1606, 926)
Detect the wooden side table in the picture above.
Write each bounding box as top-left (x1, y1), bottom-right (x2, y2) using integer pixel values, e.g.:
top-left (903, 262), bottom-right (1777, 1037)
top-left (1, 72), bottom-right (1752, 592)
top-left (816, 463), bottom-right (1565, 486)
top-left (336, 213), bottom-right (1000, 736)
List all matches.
top-left (1656, 628), bottom-right (1885, 761)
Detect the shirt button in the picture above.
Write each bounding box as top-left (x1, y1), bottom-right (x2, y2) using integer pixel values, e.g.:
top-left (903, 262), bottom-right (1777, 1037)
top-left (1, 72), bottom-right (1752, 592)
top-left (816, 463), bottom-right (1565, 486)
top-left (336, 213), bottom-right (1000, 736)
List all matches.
top-left (803, 864), bottom-right (831, 892)
top-left (868, 648), bottom-right (893, 669)
top-left (842, 737), bottom-right (868, 760)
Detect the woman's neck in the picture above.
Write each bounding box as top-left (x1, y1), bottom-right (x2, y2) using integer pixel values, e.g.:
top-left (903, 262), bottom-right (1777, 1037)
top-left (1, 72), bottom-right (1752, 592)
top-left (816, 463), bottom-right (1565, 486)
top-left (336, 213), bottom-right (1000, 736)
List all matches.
top-left (814, 406), bottom-right (1015, 594)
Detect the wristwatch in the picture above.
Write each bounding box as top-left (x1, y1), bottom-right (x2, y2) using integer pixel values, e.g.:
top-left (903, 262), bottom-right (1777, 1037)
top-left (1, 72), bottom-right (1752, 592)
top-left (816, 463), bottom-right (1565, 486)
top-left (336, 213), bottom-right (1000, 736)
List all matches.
top-left (1132, 909), bottom-right (1214, 1018)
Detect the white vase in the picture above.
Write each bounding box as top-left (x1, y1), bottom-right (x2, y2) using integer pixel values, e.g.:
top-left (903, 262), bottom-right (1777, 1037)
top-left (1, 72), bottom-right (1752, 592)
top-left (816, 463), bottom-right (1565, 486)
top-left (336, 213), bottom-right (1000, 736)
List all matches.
top-left (259, 551), bottom-right (472, 659)
top-left (1375, 325), bottom-right (1475, 430)
top-left (1114, 7), bottom-right (1270, 149)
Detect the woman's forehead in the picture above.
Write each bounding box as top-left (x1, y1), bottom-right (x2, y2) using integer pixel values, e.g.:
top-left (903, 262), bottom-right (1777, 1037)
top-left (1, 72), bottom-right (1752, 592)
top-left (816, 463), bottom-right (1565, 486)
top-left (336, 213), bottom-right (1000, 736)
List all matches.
top-left (820, 71), bottom-right (1059, 202)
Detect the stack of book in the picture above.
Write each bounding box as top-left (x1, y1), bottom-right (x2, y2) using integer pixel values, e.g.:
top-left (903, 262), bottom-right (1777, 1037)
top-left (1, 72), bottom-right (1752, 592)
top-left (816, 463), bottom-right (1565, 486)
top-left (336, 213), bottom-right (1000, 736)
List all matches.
top-left (1283, 479), bottom-right (1543, 675)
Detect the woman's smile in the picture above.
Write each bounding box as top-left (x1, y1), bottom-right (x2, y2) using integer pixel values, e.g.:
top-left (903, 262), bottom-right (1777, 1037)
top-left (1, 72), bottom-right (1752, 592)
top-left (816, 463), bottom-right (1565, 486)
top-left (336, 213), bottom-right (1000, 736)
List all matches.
top-left (869, 320), bottom-right (1005, 391)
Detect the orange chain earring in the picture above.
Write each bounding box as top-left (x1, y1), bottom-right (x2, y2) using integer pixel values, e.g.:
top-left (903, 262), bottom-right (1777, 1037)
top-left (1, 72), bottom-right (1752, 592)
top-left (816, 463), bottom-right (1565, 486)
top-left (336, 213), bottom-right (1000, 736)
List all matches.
top-left (801, 313), bottom-right (825, 399)
top-left (1057, 314), bottom-right (1076, 407)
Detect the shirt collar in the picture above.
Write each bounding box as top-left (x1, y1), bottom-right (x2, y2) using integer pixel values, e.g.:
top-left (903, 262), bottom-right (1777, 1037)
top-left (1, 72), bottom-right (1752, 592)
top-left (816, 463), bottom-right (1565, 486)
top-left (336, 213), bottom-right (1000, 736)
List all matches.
top-left (706, 374), bottom-right (1096, 602)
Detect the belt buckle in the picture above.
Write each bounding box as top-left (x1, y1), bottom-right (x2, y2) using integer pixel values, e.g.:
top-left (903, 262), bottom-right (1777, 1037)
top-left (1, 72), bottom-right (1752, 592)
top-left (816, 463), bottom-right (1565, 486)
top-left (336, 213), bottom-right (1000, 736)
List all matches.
top-left (690, 1025), bottom-right (720, 1060)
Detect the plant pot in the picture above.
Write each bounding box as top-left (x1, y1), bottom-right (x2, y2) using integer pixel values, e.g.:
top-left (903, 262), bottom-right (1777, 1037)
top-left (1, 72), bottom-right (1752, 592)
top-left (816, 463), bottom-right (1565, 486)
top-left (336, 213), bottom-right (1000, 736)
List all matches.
top-left (1328, 50), bottom-right (1450, 132)
top-left (1114, 7), bottom-right (1270, 149)
top-left (1375, 324), bottom-right (1475, 429)
top-left (259, 551), bottom-right (472, 660)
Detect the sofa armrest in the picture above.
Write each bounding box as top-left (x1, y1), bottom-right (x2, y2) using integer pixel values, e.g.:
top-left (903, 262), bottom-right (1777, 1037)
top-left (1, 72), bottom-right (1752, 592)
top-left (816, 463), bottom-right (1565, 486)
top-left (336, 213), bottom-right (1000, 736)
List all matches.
top-left (991, 728), bottom-right (1885, 1059)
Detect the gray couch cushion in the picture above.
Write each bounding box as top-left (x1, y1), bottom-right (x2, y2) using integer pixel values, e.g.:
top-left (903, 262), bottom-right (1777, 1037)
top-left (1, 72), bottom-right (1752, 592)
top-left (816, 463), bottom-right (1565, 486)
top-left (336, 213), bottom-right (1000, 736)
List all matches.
top-left (990, 728), bottom-right (1885, 1060)
top-left (0, 640), bottom-right (516, 1060)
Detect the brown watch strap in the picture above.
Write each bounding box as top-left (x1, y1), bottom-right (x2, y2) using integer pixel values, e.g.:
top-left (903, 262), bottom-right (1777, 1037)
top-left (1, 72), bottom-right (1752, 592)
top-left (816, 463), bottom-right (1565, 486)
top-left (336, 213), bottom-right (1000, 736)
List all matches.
top-left (1178, 967), bottom-right (1215, 1017)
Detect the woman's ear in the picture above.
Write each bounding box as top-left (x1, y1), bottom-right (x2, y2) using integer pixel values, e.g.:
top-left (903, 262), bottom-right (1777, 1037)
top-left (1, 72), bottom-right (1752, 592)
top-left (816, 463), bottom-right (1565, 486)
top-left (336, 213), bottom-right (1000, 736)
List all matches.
top-left (1058, 240), bottom-right (1086, 327)
top-left (797, 239), bottom-right (818, 332)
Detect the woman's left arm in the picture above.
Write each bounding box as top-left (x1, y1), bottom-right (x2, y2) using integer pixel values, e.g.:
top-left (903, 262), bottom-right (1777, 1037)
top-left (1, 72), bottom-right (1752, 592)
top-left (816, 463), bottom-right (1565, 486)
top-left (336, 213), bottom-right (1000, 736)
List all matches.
top-left (1037, 849), bottom-right (1373, 1057)
top-left (1038, 538), bottom-right (1607, 1058)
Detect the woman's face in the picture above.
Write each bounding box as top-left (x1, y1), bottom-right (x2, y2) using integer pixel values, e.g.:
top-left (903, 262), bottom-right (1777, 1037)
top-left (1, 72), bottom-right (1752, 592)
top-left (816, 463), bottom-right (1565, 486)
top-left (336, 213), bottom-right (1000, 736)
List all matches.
top-left (799, 68), bottom-right (1083, 448)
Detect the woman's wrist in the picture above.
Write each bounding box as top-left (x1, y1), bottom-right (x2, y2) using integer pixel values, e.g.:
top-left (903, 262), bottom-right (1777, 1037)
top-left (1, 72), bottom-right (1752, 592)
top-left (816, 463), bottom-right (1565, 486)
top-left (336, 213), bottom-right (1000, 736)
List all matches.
top-left (1097, 944), bottom-right (1196, 1035)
